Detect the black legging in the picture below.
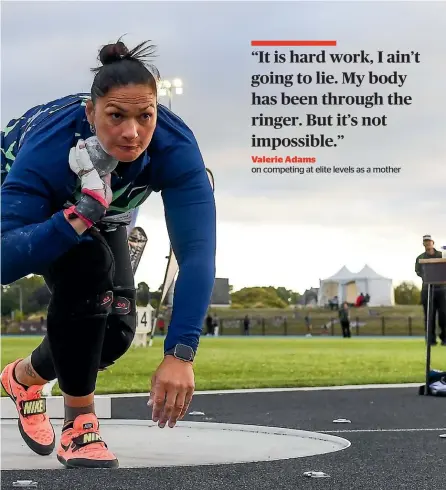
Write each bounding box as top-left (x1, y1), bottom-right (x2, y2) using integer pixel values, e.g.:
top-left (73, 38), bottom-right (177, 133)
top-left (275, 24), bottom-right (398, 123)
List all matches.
top-left (340, 320), bottom-right (351, 338)
top-left (30, 226), bottom-right (136, 396)
top-left (421, 287), bottom-right (446, 343)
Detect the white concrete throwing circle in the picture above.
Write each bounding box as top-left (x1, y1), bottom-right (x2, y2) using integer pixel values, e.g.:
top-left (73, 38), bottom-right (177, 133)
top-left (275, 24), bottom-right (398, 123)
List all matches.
top-left (1, 420), bottom-right (350, 469)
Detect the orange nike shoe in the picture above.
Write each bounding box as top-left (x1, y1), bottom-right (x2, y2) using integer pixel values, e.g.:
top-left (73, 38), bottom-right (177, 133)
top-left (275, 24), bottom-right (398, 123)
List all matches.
top-left (1, 359), bottom-right (55, 456)
top-left (57, 413), bottom-right (119, 469)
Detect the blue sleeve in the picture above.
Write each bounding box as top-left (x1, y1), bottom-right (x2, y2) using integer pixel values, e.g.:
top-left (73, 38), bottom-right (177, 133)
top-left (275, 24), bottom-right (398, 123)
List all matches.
top-left (158, 144), bottom-right (216, 354)
top-left (1, 112), bottom-right (82, 284)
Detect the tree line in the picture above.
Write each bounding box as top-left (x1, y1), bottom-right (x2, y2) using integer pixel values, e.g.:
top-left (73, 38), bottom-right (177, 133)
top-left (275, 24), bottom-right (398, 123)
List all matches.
top-left (230, 282), bottom-right (421, 308)
top-left (1, 276), bottom-right (422, 319)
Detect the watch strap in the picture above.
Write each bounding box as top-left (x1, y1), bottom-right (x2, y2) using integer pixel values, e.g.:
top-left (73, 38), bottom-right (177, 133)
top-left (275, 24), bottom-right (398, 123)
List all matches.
top-left (165, 344), bottom-right (195, 362)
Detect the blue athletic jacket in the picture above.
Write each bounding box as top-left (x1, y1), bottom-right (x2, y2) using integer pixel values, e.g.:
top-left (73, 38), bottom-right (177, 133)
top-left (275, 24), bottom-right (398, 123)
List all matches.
top-left (1, 93), bottom-right (216, 353)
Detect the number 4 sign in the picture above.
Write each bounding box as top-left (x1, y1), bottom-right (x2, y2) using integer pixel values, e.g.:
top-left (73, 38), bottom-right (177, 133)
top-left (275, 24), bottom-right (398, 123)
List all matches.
top-left (136, 307), bottom-right (152, 333)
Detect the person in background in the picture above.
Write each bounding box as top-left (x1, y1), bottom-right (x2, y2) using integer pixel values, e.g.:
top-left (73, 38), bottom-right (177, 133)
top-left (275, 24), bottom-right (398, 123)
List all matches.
top-left (304, 313), bottom-right (312, 337)
top-left (205, 313), bottom-right (214, 336)
top-left (338, 302), bottom-right (351, 338)
top-left (243, 315), bottom-right (250, 335)
top-left (329, 295), bottom-right (339, 311)
top-left (212, 313), bottom-right (219, 336)
top-left (355, 293), bottom-right (365, 307)
top-left (157, 313), bottom-right (165, 337)
top-left (415, 234), bottom-right (446, 346)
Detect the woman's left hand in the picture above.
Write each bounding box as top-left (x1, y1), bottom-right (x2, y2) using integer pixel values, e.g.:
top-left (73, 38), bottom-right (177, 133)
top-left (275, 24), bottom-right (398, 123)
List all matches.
top-left (148, 356), bottom-right (195, 428)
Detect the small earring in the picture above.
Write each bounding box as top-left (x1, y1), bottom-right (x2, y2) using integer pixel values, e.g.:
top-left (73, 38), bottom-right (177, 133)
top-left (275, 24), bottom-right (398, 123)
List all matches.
top-left (90, 124), bottom-right (96, 134)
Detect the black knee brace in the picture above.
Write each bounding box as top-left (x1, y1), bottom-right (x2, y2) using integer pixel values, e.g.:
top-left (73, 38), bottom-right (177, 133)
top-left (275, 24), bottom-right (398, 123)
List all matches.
top-left (45, 288), bottom-right (114, 396)
top-left (48, 289), bottom-right (114, 317)
top-left (34, 290), bottom-right (113, 383)
top-left (99, 287), bottom-right (136, 370)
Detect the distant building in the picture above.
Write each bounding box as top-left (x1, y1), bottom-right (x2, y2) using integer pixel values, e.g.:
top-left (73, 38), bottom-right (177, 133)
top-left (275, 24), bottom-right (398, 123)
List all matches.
top-left (210, 278), bottom-right (231, 307)
top-left (166, 277), bottom-right (231, 308)
top-left (298, 288), bottom-right (319, 306)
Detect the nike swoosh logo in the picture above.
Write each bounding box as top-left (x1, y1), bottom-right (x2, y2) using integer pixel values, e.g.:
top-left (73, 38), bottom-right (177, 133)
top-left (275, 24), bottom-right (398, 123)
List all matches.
top-left (60, 442), bottom-right (71, 452)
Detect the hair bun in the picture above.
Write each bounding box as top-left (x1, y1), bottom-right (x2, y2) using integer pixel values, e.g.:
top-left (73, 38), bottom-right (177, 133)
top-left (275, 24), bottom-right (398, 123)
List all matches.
top-left (99, 42), bottom-right (129, 65)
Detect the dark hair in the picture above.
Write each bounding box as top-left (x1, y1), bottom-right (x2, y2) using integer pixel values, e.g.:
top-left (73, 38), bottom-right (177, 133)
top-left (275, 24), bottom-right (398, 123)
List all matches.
top-left (90, 36), bottom-right (160, 103)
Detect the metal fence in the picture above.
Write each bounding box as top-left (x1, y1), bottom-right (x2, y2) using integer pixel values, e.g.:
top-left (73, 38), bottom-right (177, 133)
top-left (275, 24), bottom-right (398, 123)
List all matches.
top-left (204, 315), bottom-right (426, 337)
top-left (1, 316), bottom-right (426, 337)
top-left (1, 319), bottom-right (47, 336)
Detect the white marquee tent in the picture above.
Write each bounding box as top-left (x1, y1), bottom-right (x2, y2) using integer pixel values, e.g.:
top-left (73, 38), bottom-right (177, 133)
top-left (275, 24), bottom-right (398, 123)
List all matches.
top-left (317, 264), bottom-right (394, 307)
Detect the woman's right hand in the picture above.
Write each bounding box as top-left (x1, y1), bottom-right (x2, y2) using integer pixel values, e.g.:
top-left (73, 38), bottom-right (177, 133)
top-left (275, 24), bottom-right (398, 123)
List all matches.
top-left (64, 140), bottom-right (115, 229)
top-left (69, 140), bottom-right (114, 206)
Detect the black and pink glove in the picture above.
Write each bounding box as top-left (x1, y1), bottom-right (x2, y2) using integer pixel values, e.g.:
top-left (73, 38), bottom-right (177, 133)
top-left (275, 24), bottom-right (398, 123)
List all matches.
top-left (64, 139), bottom-right (117, 228)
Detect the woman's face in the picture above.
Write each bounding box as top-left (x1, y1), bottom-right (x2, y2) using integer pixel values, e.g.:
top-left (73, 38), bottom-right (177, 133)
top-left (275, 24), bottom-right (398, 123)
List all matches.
top-left (86, 83), bottom-right (157, 162)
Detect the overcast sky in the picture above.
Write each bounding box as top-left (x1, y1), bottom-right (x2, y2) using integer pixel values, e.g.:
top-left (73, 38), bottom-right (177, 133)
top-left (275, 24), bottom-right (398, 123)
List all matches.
top-left (2, 1), bottom-right (445, 294)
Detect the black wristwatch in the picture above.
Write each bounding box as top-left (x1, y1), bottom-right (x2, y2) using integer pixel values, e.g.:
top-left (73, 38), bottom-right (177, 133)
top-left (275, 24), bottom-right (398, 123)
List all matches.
top-left (164, 344), bottom-right (195, 362)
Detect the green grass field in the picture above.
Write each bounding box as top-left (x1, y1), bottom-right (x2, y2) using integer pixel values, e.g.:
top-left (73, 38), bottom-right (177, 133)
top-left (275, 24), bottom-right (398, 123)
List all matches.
top-left (1, 336), bottom-right (444, 396)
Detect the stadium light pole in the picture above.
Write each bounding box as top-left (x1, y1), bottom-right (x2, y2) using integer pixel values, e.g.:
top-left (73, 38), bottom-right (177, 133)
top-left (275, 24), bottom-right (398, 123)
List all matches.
top-left (157, 78), bottom-right (183, 111)
top-left (9, 285), bottom-right (23, 314)
top-left (157, 78), bottom-right (183, 306)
